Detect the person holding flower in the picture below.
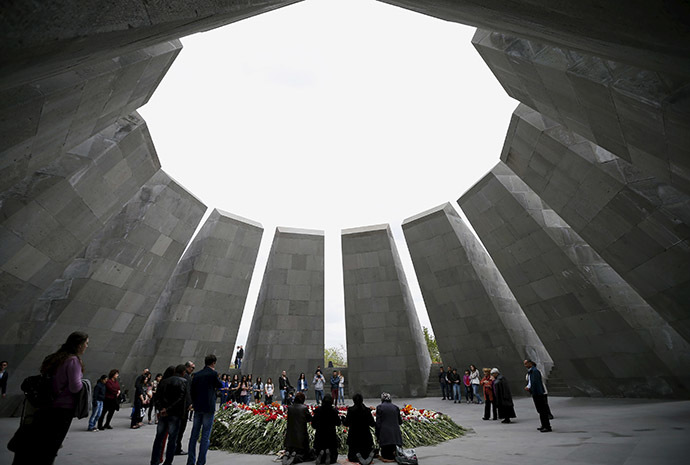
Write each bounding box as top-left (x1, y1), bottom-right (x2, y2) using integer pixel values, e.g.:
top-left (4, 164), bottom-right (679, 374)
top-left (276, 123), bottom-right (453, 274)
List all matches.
top-left (343, 393), bottom-right (376, 465)
top-left (312, 394), bottom-right (341, 464)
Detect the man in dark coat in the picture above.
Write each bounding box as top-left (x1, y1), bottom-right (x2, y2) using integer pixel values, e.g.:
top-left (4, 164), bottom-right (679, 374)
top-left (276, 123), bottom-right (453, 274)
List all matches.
top-left (343, 393), bottom-right (376, 465)
top-left (175, 360), bottom-right (195, 455)
top-left (491, 368), bottom-right (516, 423)
top-left (524, 360), bottom-right (552, 432)
top-left (186, 354), bottom-right (223, 465)
top-left (150, 365), bottom-right (188, 465)
top-left (284, 392), bottom-right (312, 464)
top-left (375, 392), bottom-right (402, 462)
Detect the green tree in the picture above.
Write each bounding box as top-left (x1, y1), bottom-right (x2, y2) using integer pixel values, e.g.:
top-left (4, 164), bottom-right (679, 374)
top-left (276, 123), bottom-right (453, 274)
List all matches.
top-left (324, 345), bottom-right (347, 367)
top-left (423, 326), bottom-right (442, 364)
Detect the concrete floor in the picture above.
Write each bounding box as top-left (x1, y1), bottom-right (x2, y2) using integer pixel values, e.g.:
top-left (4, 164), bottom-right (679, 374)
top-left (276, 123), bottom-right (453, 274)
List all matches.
top-left (1, 396), bottom-right (689, 464)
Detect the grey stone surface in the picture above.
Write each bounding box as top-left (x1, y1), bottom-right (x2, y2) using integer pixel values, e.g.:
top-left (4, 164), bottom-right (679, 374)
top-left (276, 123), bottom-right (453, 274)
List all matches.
top-left (10, 170), bottom-right (205, 396)
top-left (243, 227), bottom-right (325, 383)
top-left (502, 104), bottom-right (690, 345)
top-left (124, 209), bottom-right (263, 380)
top-left (0, 113), bottom-right (161, 366)
top-left (0, 1), bottom-right (304, 89)
top-left (459, 163), bottom-right (690, 397)
top-left (377, 1), bottom-right (690, 76)
top-left (0, 40), bottom-right (180, 192)
top-left (402, 203), bottom-right (552, 394)
top-left (4, 395), bottom-right (689, 465)
top-left (472, 30), bottom-right (690, 195)
top-left (342, 224), bottom-right (430, 398)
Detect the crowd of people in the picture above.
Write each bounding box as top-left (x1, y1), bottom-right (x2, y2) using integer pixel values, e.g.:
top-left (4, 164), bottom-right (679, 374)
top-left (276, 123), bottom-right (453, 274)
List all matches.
top-left (5, 333), bottom-right (554, 465)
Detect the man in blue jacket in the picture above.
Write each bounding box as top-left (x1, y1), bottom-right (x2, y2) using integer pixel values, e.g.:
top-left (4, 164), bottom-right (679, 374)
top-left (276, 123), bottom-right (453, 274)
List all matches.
top-left (187, 354), bottom-right (223, 465)
top-left (524, 359), bottom-right (551, 432)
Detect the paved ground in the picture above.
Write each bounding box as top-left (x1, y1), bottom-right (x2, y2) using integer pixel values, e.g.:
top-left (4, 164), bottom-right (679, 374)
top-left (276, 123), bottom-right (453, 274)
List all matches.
top-left (1, 396), bottom-right (689, 464)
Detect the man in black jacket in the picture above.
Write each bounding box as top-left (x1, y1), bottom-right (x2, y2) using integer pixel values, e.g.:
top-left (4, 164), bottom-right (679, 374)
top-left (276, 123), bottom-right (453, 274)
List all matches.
top-left (186, 354), bottom-right (223, 465)
top-left (150, 365), bottom-right (188, 465)
top-left (279, 371), bottom-right (292, 405)
top-left (175, 360), bottom-right (195, 455)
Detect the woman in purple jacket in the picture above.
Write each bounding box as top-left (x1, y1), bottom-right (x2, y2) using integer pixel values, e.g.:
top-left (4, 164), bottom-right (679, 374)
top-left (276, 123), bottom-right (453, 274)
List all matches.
top-left (13, 331), bottom-right (88, 465)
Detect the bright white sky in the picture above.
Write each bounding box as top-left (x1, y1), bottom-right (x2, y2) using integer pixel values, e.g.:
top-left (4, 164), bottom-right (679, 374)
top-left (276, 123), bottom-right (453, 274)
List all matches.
top-left (139, 0), bottom-right (516, 358)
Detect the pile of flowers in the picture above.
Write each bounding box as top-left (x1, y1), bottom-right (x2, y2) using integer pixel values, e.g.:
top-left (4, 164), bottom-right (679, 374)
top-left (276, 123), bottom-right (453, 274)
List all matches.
top-left (210, 401), bottom-right (465, 455)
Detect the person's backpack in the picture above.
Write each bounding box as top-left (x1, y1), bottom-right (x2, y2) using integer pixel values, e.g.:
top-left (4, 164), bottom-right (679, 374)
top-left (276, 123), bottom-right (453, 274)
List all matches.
top-left (21, 374), bottom-right (56, 409)
top-left (395, 446), bottom-right (418, 465)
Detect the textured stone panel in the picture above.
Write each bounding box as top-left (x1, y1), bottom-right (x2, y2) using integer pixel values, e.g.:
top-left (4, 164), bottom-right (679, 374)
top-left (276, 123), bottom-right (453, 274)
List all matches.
top-left (402, 203), bottom-right (552, 394)
top-left (459, 163), bottom-right (690, 397)
top-left (342, 224), bottom-right (430, 398)
top-left (11, 170), bottom-right (206, 393)
top-left (377, 1), bottom-right (689, 76)
top-left (124, 209), bottom-right (263, 378)
top-left (0, 113), bottom-right (161, 363)
top-left (0, 40), bottom-right (180, 193)
top-left (472, 30), bottom-right (690, 194)
top-left (0, 1), bottom-right (304, 89)
top-left (502, 104), bottom-right (690, 344)
top-left (244, 227), bottom-right (324, 384)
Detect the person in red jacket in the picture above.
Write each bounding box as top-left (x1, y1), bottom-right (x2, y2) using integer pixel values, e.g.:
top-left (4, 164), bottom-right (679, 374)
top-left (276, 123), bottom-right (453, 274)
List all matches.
top-left (99, 368), bottom-right (121, 430)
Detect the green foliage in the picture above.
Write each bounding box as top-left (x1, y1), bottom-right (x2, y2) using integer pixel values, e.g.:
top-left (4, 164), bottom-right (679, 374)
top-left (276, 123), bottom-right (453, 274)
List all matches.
top-left (423, 326), bottom-right (442, 364)
top-left (324, 345), bottom-right (347, 367)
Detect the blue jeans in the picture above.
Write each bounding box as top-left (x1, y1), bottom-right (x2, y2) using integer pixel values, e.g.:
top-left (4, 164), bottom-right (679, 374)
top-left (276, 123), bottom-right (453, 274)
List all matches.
top-left (150, 415), bottom-right (181, 465)
top-left (88, 400), bottom-right (103, 430)
top-left (315, 389), bottom-right (324, 405)
top-left (187, 411), bottom-right (215, 465)
top-left (452, 384), bottom-right (461, 401)
top-left (281, 389), bottom-right (287, 404)
top-left (338, 387), bottom-right (344, 404)
top-left (472, 384), bottom-right (483, 403)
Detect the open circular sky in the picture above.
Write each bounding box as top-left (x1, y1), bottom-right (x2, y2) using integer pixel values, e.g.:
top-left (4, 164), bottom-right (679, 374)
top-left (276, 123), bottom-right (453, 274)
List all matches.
top-left (139, 0), bottom-right (516, 353)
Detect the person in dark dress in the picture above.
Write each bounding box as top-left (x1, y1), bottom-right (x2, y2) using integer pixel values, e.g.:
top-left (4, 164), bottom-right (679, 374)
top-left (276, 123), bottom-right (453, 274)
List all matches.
top-left (343, 393), bottom-right (376, 465)
top-left (375, 392), bottom-right (402, 462)
top-left (491, 368), bottom-right (516, 424)
top-left (283, 392), bottom-right (313, 464)
top-left (312, 394), bottom-right (341, 464)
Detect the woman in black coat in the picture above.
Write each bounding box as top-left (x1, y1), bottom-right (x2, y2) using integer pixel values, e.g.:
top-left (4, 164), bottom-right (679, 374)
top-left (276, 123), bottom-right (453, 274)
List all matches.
top-left (284, 392), bottom-right (313, 463)
top-left (491, 368), bottom-right (517, 423)
top-left (343, 393), bottom-right (376, 465)
top-left (312, 394), bottom-right (341, 464)
top-left (375, 392), bottom-right (403, 462)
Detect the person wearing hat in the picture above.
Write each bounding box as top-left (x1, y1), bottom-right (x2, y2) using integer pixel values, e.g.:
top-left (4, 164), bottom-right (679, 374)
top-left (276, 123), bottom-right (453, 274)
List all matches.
top-left (375, 393), bottom-right (402, 463)
top-left (491, 368), bottom-right (516, 424)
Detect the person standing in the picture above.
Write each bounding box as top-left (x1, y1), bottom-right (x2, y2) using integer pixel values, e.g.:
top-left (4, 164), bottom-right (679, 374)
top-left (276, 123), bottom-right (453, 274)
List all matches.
top-left (312, 394), bottom-right (341, 464)
top-left (462, 370), bottom-right (473, 403)
top-left (448, 368), bottom-right (461, 403)
top-left (492, 368), bottom-right (516, 424)
top-left (0, 360), bottom-right (8, 398)
top-left (88, 375), bottom-right (107, 431)
top-left (12, 331), bottom-right (88, 464)
top-left (234, 346), bottom-right (244, 370)
top-left (279, 371), bottom-right (292, 405)
top-left (150, 365), bottom-right (188, 465)
top-left (480, 368), bottom-right (497, 420)
top-left (297, 373), bottom-right (309, 399)
top-left (524, 360), bottom-right (552, 432)
top-left (229, 374), bottom-right (240, 403)
top-left (312, 370), bottom-right (325, 406)
top-left (343, 393), bottom-right (376, 465)
top-left (186, 354), bottom-right (223, 465)
top-left (438, 366), bottom-right (448, 400)
top-left (131, 372), bottom-right (149, 429)
top-left (265, 378), bottom-right (275, 404)
top-left (375, 392), bottom-right (402, 463)
top-left (329, 371), bottom-right (340, 405)
top-left (253, 377), bottom-right (264, 403)
top-left (337, 371), bottom-right (345, 406)
top-left (176, 360), bottom-right (195, 455)
top-left (98, 369), bottom-right (121, 430)
top-left (469, 365), bottom-right (483, 404)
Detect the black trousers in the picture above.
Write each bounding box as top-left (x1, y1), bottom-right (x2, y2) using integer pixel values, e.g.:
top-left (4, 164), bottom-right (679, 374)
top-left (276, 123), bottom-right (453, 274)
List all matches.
top-left (380, 444), bottom-right (397, 460)
top-left (99, 398), bottom-right (118, 428)
top-left (484, 399), bottom-right (498, 420)
top-left (176, 408), bottom-right (188, 452)
top-left (532, 394), bottom-right (551, 428)
top-left (12, 407), bottom-right (73, 465)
